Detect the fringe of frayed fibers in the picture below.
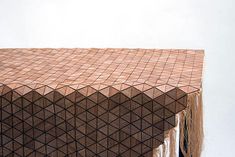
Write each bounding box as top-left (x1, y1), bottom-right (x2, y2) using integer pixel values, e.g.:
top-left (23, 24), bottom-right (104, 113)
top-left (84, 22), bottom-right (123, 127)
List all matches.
top-left (153, 90), bottom-right (204, 157)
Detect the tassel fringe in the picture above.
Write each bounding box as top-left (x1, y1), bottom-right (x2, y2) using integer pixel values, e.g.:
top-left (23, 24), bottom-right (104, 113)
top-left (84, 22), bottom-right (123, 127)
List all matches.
top-left (179, 90), bottom-right (204, 157)
top-left (153, 90), bottom-right (203, 157)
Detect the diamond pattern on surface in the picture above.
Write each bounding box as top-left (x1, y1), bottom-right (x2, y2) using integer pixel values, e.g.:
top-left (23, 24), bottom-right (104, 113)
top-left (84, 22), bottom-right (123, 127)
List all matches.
top-left (0, 84), bottom-right (187, 157)
top-left (0, 48), bottom-right (204, 157)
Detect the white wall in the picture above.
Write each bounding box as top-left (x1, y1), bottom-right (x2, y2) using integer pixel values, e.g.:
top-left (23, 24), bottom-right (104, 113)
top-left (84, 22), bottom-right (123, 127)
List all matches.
top-left (0, 0), bottom-right (235, 156)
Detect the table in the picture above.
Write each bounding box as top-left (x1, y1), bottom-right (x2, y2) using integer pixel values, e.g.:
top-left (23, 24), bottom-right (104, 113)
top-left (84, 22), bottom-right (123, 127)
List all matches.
top-left (0, 48), bottom-right (204, 157)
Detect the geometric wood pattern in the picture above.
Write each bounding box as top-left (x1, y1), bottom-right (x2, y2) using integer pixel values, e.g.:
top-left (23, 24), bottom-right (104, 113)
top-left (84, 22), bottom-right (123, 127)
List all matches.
top-left (0, 48), bottom-right (204, 157)
top-left (0, 84), bottom-right (187, 157)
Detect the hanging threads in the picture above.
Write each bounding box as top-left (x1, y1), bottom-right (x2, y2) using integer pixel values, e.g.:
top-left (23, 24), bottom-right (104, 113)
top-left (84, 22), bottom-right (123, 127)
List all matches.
top-left (179, 90), bottom-right (204, 157)
top-left (153, 90), bottom-right (203, 157)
